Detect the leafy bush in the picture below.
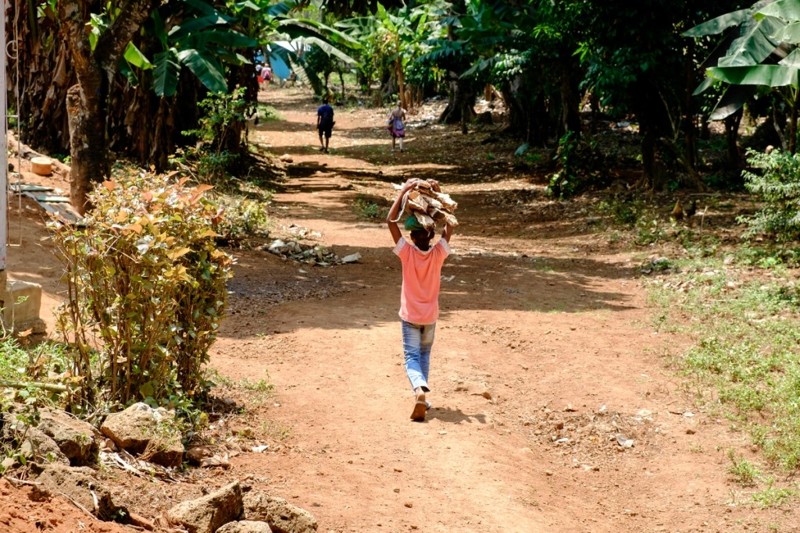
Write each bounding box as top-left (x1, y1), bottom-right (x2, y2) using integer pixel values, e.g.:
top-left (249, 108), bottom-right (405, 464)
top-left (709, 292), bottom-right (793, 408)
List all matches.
top-left (0, 337), bottom-right (71, 390)
top-left (739, 149), bottom-right (800, 242)
top-left (547, 132), bottom-right (604, 199)
top-left (50, 171), bottom-right (232, 410)
top-left (547, 132), bottom-right (579, 199)
top-left (212, 194), bottom-right (271, 246)
top-left (598, 198), bottom-right (643, 226)
top-left (353, 197), bottom-right (383, 220)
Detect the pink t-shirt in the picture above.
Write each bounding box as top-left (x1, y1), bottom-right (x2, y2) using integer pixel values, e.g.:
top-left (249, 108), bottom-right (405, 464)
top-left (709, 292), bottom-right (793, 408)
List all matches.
top-left (393, 237), bottom-right (450, 325)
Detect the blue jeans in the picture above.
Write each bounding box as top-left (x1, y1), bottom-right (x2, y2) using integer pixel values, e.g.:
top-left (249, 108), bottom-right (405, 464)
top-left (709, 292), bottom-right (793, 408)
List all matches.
top-left (401, 320), bottom-right (436, 392)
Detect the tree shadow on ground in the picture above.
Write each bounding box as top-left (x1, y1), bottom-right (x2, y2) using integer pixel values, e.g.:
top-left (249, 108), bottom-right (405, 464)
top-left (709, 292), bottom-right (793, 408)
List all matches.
top-left (221, 242), bottom-right (642, 340)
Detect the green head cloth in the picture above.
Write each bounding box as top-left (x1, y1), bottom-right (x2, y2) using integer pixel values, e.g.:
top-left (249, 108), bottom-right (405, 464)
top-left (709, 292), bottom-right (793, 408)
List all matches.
top-left (404, 216), bottom-right (425, 232)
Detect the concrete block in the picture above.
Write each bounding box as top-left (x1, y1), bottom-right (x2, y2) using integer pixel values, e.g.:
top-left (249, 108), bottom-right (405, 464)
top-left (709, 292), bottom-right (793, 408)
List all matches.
top-left (1, 275), bottom-right (46, 334)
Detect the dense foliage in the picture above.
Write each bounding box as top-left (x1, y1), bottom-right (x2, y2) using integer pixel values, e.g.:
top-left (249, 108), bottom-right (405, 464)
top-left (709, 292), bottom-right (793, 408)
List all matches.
top-left (15, 0), bottom-right (793, 199)
top-left (741, 149), bottom-right (800, 242)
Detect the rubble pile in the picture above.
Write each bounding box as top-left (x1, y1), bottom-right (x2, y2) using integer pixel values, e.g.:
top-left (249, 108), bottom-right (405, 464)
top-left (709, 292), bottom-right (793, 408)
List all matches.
top-left (264, 239), bottom-right (360, 266)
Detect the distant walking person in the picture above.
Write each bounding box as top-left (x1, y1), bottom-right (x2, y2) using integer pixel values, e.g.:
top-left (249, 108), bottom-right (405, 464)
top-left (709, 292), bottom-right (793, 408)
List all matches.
top-left (387, 179), bottom-right (454, 422)
top-left (316, 96), bottom-right (335, 153)
top-left (387, 102), bottom-right (407, 152)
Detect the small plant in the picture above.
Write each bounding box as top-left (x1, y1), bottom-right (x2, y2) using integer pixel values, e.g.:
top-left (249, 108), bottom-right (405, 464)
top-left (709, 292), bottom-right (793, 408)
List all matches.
top-left (241, 378), bottom-right (274, 394)
top-left (239, 377), bottom-right (274, 407)
top-left (598, 198), bottom-right (643, 226)
top-left (256, 104), bottom-right (280, 122)
top-left (634, 216), bottom-right (666, 246)
top-left (211, 194), bottom-right (271, 246)
top-left (547, 132), bottom-right (579, 199)
top-left (0, 337), bottom-right (72, 404)
top-left (353, 197), bottom-right (383, 220)
top-left (727, 451), bottom-right (760, 486)
top-left (752, 479), bottom-right (797, 508)
top-left (182, 87), bottom-right (255, 182)
top-left (0, 403), bottom-right (46, 473)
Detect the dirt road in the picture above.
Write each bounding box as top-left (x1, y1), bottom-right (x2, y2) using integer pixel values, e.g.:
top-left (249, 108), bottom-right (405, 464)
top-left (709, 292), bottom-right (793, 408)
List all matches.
top-left (4, 87), bottom-right (797, 532)
top-left (208, 89), bottom-right (798, 532)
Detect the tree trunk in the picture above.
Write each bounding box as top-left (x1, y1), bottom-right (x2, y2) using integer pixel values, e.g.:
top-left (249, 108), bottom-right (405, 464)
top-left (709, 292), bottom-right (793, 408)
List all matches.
top-left (58, 0), bottom-right (160, 213)
top-left (558, 55), bottom-right (581, 139)
top-left (65, 83), bottom-right (106, 214)
top-left (439, 75), bottom-right (475, 125)
top-left (500, 73), bottom-right (552, 146)
top-left (725, 108), bottom-right (743, 169)
top-left (640, 124), bottom-right (658, 190)
top-left (394, 53), bottom-right (410, 111)
top-left (790, 96), bottom-right (798, 155)
top-left (683, 41), bottom-right (697, 170)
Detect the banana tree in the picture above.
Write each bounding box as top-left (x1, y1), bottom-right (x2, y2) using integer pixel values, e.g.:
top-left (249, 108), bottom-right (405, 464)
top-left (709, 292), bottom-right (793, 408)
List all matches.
top-left (685, 0), bottom-right (800, 153)
top-left (149, 1), bottom-right (257, 98)
top-left (273, 14), bottom-right (362, 98)
top-left (347, 2), bottom-right (445, 110)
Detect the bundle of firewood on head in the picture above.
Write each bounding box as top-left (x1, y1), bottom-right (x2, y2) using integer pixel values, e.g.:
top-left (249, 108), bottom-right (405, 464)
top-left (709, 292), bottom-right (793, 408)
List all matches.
top-left (392, 179), bottom-right (459, 231)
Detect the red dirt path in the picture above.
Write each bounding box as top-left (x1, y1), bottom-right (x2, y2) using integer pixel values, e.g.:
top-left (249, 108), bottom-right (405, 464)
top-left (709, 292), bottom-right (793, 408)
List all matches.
top-left (1, 87), bottom-right (797, 532)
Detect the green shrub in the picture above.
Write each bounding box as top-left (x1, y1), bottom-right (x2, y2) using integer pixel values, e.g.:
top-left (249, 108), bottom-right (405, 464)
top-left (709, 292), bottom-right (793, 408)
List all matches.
top-left (739, 149), bottom-right (800, 242)
top-left (598, 198), bottom-right (643, 226)
top-left (50, 171), bottom-right (232, 410)
top-left (212, 194), bottom-right (271, 246)
top-left (547, 132), bottom-right (604, 199)
top-left (548, 132), bottom-right (579, 199)
top-left (0, 337), bottom-right (71, 394)
top-left (353, 197), bottom-right (383, 220)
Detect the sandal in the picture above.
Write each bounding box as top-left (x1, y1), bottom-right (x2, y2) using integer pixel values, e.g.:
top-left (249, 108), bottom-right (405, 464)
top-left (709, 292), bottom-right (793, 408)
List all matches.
top-left (410, 392), bottom-right (427, 422)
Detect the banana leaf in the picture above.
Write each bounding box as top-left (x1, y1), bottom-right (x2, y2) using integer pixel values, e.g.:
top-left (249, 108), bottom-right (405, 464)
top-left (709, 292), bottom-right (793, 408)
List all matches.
top-left (707, 64), bottom-right (799, 87)
top-left (153, 49), bottom-right (180, 97)
top-left (718, 15), bottom-right (782, 67)
top-left (772, 21), bottom-right (800, 44)
top-left (780, 47), bottom-right (800, 67)
top-left (709, 85), bottom-right (756, 120)
top-left (682, 8), bottom-right (750, 37)
top-left (757, 0), bottom-right (800, 22)
top-left (178, 49), bottom-right (227, 93)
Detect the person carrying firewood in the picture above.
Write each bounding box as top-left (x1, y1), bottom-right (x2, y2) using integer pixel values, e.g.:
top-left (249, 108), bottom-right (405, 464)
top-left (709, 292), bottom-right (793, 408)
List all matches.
top-left (387, 178), bottom-right (455, 422)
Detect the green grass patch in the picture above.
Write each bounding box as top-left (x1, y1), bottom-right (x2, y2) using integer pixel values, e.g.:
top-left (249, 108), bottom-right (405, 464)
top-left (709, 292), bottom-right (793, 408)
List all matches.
top-left (256, 104), bottom-right (281, 122)
top-left (647, 253), bottom-right (800, 476)
top-left (0, 337), bottom-right (71, 403)
top-left (752, 480), bottom-right (797, 508)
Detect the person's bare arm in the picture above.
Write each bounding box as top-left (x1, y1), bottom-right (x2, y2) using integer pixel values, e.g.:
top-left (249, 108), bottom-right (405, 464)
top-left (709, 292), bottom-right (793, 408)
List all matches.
top-left (387, 179), bottom-right (418, 244)
top-left (442, 222), bottom-right (454, 243)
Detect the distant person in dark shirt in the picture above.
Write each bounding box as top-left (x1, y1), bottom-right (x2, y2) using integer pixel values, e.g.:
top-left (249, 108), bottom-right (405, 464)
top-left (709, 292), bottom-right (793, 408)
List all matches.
top-left (316, 96), bottom-right (335, 153)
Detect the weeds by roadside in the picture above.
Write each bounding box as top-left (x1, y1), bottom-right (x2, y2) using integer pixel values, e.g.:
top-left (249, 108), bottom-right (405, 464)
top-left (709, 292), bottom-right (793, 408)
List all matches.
top-left (353, 197), bottom-right (385, 221)
top-left (644, 244), bottom-right (800, 507)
